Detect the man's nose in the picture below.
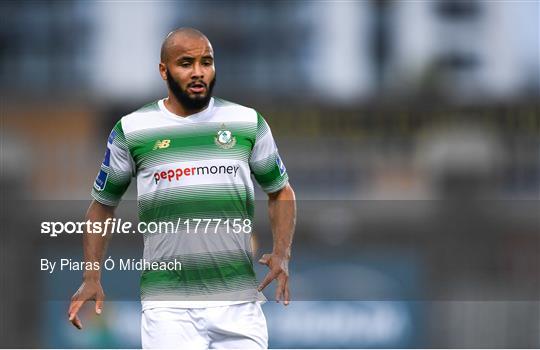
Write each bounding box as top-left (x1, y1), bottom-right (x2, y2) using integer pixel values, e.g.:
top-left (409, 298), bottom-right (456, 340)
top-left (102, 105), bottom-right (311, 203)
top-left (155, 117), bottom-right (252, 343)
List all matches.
top-left (191, 63), bottom-right (203, 79)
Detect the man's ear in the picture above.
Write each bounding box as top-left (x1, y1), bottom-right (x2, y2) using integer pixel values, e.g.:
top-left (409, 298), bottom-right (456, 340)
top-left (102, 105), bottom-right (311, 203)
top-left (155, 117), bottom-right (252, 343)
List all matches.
top-left (159, 63), bottom-right (167, 81)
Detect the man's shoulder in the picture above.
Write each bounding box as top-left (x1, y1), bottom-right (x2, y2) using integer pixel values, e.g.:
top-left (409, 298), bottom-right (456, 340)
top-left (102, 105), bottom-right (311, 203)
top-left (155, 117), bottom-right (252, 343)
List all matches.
top-left (123, 100), bottom-right (161, 120)
top-left (213, 97), bottom-right (258, 122)
top-left (116, 100), bottom-right (162, 134)
top-left (133, 100), bottom-right (161, 114)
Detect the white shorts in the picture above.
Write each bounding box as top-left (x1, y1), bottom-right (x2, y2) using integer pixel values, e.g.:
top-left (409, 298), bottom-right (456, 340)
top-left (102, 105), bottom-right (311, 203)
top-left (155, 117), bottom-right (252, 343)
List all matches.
top-left (141, 302), bottom-right (268, 349)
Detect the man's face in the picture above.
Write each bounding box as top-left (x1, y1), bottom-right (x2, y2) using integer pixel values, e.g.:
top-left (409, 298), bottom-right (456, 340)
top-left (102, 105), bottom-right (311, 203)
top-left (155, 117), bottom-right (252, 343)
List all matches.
top-left (161, 36), bottom-right (216, 110)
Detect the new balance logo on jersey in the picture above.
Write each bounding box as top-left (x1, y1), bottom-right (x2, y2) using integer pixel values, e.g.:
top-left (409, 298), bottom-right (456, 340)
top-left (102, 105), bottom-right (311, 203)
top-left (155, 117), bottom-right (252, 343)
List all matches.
top-left (153, 139), bottom-right (171, 150)
top-left (153, 164), bottom-right (240, 184)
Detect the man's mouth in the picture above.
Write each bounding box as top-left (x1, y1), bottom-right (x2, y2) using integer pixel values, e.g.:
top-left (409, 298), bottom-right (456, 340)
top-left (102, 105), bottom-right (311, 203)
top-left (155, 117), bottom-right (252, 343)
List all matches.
top-left (188, 82), bottom-right (206, 94)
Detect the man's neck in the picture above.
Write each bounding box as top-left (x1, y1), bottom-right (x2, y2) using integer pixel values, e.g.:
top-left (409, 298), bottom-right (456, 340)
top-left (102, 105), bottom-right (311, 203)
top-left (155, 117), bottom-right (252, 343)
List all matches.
top-left (164, 95), bottom-right (209, 117)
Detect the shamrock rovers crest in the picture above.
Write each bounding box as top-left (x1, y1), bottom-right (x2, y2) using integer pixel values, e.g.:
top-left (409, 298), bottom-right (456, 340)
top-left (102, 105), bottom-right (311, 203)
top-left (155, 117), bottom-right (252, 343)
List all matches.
top-left (214, 124), bottom-right (237, 149)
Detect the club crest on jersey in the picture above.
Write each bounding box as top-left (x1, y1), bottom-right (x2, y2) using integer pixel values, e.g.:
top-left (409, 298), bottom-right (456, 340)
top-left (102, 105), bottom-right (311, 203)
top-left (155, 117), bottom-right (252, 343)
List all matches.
top-left (214, 124), bottom-right (236, 149)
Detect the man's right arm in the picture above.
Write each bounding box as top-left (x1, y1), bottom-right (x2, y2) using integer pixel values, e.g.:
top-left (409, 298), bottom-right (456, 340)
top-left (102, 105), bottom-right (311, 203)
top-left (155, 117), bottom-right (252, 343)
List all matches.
top-left (68, 200), bottom-right (115, 330)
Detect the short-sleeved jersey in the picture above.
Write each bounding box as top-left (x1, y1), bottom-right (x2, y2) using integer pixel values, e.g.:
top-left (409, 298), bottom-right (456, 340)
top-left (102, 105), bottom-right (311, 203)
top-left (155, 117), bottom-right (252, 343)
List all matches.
top-left (91, 97), bottom-right (288, 309)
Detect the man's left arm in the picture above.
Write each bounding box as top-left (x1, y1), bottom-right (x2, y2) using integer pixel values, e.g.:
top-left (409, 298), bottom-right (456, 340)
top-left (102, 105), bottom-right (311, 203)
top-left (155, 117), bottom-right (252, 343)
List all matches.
top-left (257, 183), bottom-right (296, 305)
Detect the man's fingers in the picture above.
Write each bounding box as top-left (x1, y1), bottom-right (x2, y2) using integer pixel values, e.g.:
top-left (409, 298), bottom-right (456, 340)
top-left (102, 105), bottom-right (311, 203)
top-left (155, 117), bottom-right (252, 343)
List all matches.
top-left (70, 314), bottom-right (83, 330)
top-left (258, 253), bottom-right (271, 265)
top-left (71, 315), bottom-right (82, 329)
top-left (68, 300), bottom-right (84, 321)
top-left (68, 282), bottom-right (105, 329)
top-left (275, 274), bottom-right (285, 303)
top-left (275, 284), bottom-right (283, 303)
top-left (284, 279), bottom-right (290, 306)
top-left (257, 270), bottom-right (278, 291)
top-left (68, 300), bottom-right (84, 329)
top-left (95, 290), bottom-right (105, 315)
top-left (95, 299), bottom-right (103, 315)
top-left (68, 292), bottom-right (93, 328)
top-left (257, 253), bottom-right (291, 300)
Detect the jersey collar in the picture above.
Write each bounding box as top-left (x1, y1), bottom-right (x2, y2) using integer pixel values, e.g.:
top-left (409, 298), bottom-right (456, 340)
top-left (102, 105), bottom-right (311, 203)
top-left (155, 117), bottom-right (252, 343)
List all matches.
top-left (158, 97), bottom-right (214, 122)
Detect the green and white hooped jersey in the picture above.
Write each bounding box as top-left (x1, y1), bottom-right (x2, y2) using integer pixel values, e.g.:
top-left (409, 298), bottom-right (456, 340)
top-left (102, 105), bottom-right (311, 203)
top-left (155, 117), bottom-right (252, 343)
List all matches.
top-left (91, 97), bottom-right (289, 309)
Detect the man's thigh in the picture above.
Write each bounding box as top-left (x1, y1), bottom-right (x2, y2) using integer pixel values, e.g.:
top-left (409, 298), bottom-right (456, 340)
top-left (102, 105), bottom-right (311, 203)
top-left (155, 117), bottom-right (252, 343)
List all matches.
top-left (141, 308), bottom-right (209, 349)
top-left (207, 302), bottom-right (268, 349)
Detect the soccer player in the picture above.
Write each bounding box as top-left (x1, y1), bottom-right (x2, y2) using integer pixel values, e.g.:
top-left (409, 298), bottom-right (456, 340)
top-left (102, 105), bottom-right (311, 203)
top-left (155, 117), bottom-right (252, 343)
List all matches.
top-left (67, 28), bottom-right (296, 349)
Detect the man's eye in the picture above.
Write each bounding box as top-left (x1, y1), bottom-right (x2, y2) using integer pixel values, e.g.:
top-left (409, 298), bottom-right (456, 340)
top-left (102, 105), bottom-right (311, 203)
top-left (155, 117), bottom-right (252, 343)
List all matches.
top-left (180, 62), bottom-right (191, 67)
top-left (202, 61), bottom-right (213, 66)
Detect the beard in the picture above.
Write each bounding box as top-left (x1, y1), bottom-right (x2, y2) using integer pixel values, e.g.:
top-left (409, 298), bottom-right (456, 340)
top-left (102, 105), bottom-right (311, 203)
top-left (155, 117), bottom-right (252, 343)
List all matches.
top-left (166, 70), bottom-right (216, 111)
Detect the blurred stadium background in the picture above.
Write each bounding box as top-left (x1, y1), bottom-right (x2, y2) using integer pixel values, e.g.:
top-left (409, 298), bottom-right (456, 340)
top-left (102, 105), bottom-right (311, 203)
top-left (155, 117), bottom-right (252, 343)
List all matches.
top-left (1, 0), bottom-right (539, 348)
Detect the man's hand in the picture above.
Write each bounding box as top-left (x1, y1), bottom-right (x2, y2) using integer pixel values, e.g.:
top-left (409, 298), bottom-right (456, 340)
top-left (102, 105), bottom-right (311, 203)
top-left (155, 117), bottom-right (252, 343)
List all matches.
top-left (68, 279), bottom-right (105, 329)
top-left (257, 253), bottom-right (290, 306)
top-left (69, 200), bottom-right (114, 329)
